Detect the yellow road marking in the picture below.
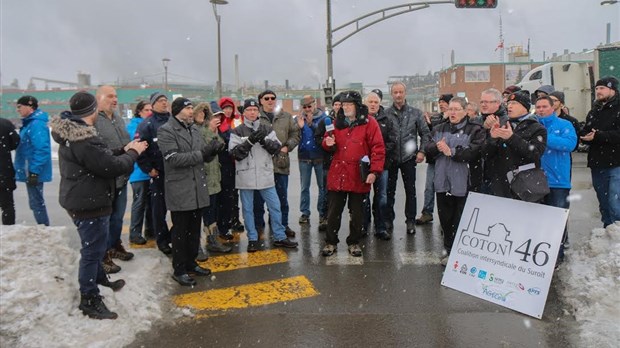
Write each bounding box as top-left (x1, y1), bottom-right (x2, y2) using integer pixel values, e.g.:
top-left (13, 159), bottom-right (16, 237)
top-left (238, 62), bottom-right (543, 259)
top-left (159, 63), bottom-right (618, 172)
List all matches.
top-left (198, 249), bottom-right (288, 272)
top-left (173, 275), bottom-right (319, 312)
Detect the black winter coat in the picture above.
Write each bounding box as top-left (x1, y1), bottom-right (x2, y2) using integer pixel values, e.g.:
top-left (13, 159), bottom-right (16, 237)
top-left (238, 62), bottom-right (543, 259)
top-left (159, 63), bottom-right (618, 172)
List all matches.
top-left (372, 106), bottom-right (397, 169)
top-left (50, 115), bottom-right (138, 219)
top-left (0, 118), bottom-right (20, 191)
top-left (581, 95), bottom-right (620, 168)
top-left (136, 111), bottom-right (170, 175)
top-left (481, 115), bottom-right (547, 199)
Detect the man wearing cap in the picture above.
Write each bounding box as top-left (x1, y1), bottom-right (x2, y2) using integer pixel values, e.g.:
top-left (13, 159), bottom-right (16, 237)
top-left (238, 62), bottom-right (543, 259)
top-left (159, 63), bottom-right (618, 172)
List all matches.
top-left (417, 93), bottom-right (452, 226)
top-left (229, 99), bottom-right (298, 252)
top-left (580, 76), bottom-right (620, 227)
top-left (94, 86), bottom-right (133, 273)
top-left (50, 91), bottom-right (147, 319)
top-left (15, 95), bottom-right (52, 226)
top-left (482, 91), bottom-right (547, 200)
top-left (136, 92), bottom-right (172, 255)
top-left (157, 97), bottom-right (221, 286)
top-left (0, 117), bottom-right (20, 225)
top-left (254, 90), bottom-right (300, 238)
top-left (385, 82), bottom-right (431, 235)
top-left (297, 95), bottom-right (328, 227)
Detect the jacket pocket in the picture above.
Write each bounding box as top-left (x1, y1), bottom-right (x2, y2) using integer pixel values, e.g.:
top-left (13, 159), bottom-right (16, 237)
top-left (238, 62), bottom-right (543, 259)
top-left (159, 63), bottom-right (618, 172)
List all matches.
top-left (274, 152), bottom-right (290, 169)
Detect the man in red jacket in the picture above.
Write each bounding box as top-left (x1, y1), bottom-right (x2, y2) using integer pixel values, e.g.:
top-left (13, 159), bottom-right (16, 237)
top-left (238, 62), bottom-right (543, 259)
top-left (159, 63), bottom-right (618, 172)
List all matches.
top-left (321, 91), bottom-right (385, 257)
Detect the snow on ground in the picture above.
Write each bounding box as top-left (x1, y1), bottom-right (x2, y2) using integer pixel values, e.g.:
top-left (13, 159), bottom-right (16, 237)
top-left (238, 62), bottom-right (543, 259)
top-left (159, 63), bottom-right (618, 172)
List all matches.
top-left (558, 222), bottom-right (620, 347)
top-left (0, 225), bottom-right (172, 348)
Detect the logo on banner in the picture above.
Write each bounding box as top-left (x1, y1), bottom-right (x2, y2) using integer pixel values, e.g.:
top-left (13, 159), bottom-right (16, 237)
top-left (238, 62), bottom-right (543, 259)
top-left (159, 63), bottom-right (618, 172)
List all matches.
top-left (456, 208), bottom-right (514, 256)
top-left (481, 285), bottom-right (513, 303)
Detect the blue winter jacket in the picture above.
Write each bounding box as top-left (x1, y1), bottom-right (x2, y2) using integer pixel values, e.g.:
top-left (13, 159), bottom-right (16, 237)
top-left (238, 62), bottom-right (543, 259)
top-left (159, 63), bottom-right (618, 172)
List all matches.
top-left (126, 116), bottom-right (150, 183)
top-left (298, 110), bottom-right (327, 160)
top-left (538, 113), bottom-right (577, 189)
top-left (15, 109), bottom-right (52, 182)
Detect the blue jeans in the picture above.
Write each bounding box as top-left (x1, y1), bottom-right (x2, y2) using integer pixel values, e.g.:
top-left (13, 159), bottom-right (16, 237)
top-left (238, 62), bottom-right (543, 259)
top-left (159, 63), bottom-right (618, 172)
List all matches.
top-left (387, 160), bottom-right (418, 224)
top-left (26, 182), bottom-right (49, 226)
top-left (299, 159), bottom-right (326, 218)
top-left (130, 181), bottom-right (153, 239)
top-left (240, 187), bottom-right (286, 242)
top-left (254, 173), bottom-right (290, 228)
top-left (363, 170), bottom-right (389, 232)
top-left (74, 215), bottom-right (109, 294)
top-left (591, 166), bottom-right (620, 227)
top-left (543, 188), bottom-right (570, 262)
top-left (421, 163), bottom-right (435, 215)
top-left (108, 185), bottom-right (128, 250)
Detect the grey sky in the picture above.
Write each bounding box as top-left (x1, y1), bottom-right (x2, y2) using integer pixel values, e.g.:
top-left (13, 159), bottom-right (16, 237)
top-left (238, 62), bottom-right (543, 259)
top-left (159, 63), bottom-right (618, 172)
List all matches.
top-left (1, 0), bottom-right (618, 90)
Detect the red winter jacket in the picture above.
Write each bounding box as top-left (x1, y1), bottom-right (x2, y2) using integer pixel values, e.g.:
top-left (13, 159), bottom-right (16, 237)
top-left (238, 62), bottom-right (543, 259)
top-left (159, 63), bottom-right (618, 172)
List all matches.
top-left (322, 115), bottom-right (385, 193)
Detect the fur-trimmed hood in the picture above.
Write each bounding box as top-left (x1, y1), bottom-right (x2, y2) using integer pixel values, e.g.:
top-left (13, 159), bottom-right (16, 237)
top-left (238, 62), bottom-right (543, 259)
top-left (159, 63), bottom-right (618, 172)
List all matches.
top-left (50, 115), bottom-right (98, 145)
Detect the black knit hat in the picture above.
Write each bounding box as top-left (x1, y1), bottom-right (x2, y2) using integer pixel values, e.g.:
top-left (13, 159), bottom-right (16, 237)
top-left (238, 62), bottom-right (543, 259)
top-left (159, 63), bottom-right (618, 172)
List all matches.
top-left (507, 91), bottom-right (531, 111)
top-left (439, 94), bottom-right (453, 104)
top-left (243, 98), bottom-right (259, 109)
top-left (17, 95), bottom-right (38, 110)
top-left (69, 92), bottom-right (98, 118)
top-left (371, 89), bottom-right (383, 101)
top-left (549, 91), bottom-right (565, 105)
top-left (258, 89), bottom-right (277, 100)
top-left (149, 91), bottom-right (167, 105)
top-left (595, 76), bottom-right (619, 91)
top-left (171, 97), bottom-right (192, 116)
top-left (332, 93), bottom-right (342, 105)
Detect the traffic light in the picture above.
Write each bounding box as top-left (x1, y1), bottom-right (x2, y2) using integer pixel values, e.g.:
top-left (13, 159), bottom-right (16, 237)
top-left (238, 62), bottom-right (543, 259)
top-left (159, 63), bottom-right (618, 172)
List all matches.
top-left (324, 86), bottom-right (334, 106)
top-left (454, 0), bottom-right (498, 8)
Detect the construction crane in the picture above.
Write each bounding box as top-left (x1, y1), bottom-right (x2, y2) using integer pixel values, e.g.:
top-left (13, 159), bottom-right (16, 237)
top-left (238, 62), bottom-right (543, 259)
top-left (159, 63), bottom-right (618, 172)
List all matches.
top-left (28, 77), bottom-right (79, 90)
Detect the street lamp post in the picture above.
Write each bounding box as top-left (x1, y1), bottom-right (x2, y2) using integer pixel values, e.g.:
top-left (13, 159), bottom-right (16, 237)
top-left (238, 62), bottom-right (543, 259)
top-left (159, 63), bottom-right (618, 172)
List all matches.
top-left (211, 0), bottom-right (228, 99)
top-left (162, 58), bottom-right (170, 92)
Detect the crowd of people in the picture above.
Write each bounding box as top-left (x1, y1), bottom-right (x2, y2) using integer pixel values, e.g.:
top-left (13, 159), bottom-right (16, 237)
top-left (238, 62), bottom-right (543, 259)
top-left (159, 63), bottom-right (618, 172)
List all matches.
top-left (0, 76), bottom-right (618, 320)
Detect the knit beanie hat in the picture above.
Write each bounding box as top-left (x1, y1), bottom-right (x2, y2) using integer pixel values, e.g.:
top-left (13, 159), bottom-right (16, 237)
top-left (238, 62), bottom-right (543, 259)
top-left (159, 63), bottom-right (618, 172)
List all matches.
top-left (69, 92), bottom-right (98, 118)
top-left (171, 97), bottom-right (192, 116)
top-left (595, 76), bottom-right (619, 91)
top-left (371, 89), bottom-right (383, 101)
top-left (549, 91), bottom-right (565, 105)
top-left (243, 98), bottom-right (259, 109)
top-left (17, 95), bottom-right (38, 110)
top-left (149, 92), bottom-right (167, 105)
top-left (507, 91), bottom-right (531, 111)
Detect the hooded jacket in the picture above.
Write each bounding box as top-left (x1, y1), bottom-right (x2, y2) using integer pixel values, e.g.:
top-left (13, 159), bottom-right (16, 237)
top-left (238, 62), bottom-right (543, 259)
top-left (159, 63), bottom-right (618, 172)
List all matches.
top-left (538, 113), bottom-right (577, 189)
top-left (481, 114), bottom-right (547, 199)
top-left (581, 94), bottom-right (620, 169)
top-left (50, 115), bottom-right (137, 219)
top-left (385, 102), bottom-right (431, 165)
top-left (322, 111), bottom-right (385, 194)
top-left (259, 108), bottom-right (300, 175)
top-left (15, 109), bottom-right (53, 182)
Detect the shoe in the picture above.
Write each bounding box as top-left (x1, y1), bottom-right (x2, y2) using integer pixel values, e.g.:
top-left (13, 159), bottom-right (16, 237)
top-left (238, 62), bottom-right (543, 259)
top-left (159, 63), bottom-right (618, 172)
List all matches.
top-left (109, 242), bottom-right (134, 261)
top-left (298, 214), bottom-right (310, 224)
top-left (129, 235), bottom-right (147, 245)
top-left (247, 240), bottom-right (261, 253)
top-left (187, 265), bottom-right (212, 277)
top-left (158, 243), bottom-right (172, 255)
top-left (103, 252), bottom-right (121, 274)
top-left (98, 278), bottom-right (126, 292)
top-left (231, 220), bottom-right (245, 232)
top-left (321, 244), bottom-right (337, 256)
top-left (375, 231), bottom-right (391, 241)
top-left (207, 235), bottom-right (232, 253)
top-left (406, 221), bottom-right (416, 235)
top-left (415, 213), bottom-right (434, 225)
top-left (172, 273), bottom-right (196, 286)
top-left (196, 247), bottom-right (209, 262)
top-left (273, 238), bottom-right (298, 248)
top-left (79, 293), bottom-right (118, 320)
top-left (440, 256), bottom-right (449, 266)
top-left (144, 230), bottom-right (155, 240)
top-left (285, 226), bottom-right (296, 238)
top-left (318, 216), bottom-right (328, 232)
top-left (385, 222), bottom-right (394, 234)
top-left (348, 244), bottom-right (363, 257)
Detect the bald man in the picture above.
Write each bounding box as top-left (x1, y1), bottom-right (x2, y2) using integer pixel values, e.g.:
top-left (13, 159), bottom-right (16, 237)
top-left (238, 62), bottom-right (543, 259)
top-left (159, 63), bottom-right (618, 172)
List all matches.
top-left (94, 86), bottom-right (134, 274)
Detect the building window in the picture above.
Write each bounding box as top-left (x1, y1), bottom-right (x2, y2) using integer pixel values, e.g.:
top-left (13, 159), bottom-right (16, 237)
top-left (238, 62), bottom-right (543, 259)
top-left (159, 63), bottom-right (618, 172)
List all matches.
top-left (464, 65), bottom-right (490, 82)
top-left (451, 71), bottom-right (456, 85)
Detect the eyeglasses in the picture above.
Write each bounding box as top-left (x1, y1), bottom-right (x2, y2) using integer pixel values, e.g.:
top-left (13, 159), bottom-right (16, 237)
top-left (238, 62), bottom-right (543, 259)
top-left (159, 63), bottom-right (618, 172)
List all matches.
top-left (447, 108), bottom-right (464, 112)
top-left (302, 105), bottom-right (313, 109)
top-left (263, 97), bottom-right (276, 101)
top-left (479, 100), bottom-right (498, 105)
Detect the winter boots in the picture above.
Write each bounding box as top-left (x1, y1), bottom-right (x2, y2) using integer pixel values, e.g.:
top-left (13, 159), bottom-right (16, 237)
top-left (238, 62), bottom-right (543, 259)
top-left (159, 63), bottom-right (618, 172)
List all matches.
top-left (79, 293), bottom-right (118, 320)
top-left (206, 224), bottom-right (232, 253)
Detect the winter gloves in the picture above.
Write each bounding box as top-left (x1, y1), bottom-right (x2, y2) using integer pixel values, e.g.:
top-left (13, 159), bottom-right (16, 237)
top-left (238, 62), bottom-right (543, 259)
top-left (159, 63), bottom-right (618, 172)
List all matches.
top-left (27, 173), bottom-right (39, 186)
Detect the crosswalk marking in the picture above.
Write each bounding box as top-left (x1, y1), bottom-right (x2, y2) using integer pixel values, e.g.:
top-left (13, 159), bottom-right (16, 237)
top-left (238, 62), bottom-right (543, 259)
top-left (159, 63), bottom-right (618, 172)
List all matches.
top-left (173, 275), bottom-right (319, 312)
top-left (197, 249), bottom-right (288, 272)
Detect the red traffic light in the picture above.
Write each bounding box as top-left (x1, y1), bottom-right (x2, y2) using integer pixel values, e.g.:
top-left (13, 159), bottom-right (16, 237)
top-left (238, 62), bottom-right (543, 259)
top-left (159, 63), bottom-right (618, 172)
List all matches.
top-left (454, 0), bottom-right (498, 8)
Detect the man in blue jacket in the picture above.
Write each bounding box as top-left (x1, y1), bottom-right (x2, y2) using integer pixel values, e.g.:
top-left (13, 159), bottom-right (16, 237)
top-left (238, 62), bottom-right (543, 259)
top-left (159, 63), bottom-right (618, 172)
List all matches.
top-left (15, 96), bottom-right (52, 226)
top-left (536, 96), bottom-right (577, 264)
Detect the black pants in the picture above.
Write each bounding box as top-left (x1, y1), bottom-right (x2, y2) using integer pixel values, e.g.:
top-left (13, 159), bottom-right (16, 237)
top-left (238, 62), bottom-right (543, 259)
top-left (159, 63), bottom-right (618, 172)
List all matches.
top-left (170, 209), bottom-right (202, 276)
top-left (0, 187), bottom-right (15, 225)
top-left (325, 191), bottom-right (365, 246)
top-left (436, 192), bottom-right (467, 252)
top-left (217, 162), bottom-right (236, 233)
top-left (150, 175), bottom-right (170, 248)
top-left (387, 160), bottom-right (418, 225)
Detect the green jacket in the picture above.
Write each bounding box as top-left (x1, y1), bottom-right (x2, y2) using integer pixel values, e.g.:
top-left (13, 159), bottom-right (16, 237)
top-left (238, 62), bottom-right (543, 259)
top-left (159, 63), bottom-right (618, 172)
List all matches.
top-left (201, 125), bottom-right (223, 195)
top-left (259, 109), bottom-right (300, 175)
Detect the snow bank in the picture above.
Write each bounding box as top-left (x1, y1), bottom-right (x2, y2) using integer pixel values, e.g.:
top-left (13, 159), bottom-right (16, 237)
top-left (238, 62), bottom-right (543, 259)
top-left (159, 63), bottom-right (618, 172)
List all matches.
top-left (0, 225), bottom-right (171, 348)
top-left (559, 222), bottom-right (620, 347)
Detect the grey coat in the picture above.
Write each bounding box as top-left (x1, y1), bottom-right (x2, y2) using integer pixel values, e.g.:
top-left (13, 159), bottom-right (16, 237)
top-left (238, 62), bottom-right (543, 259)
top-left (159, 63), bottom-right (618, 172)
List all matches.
top-left (157, 116), bottom-right (210, 211)
top-left (94, 111), bottom-right (131, 188)
top-left (229, 118), bottom-right (282, 190)
top-left (385, 102), bottom-right (431, 165)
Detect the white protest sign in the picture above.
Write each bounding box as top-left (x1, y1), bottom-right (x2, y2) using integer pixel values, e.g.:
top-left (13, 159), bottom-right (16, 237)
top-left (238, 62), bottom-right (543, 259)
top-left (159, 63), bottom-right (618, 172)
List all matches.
top-left (441, 192), bottom-right (568, 319)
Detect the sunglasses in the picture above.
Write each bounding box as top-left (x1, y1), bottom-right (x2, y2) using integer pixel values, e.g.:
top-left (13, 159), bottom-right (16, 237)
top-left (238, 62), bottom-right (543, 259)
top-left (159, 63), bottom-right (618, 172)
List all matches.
top-left (263, 97), bottom-right (276, 101)
top-left (302, 105), bottom-right (313, 109)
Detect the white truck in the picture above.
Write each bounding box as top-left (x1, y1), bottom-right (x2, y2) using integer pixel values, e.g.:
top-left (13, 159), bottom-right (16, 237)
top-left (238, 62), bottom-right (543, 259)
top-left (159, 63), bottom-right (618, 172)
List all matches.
top-left (516, 43), bottom-right (620, 122)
